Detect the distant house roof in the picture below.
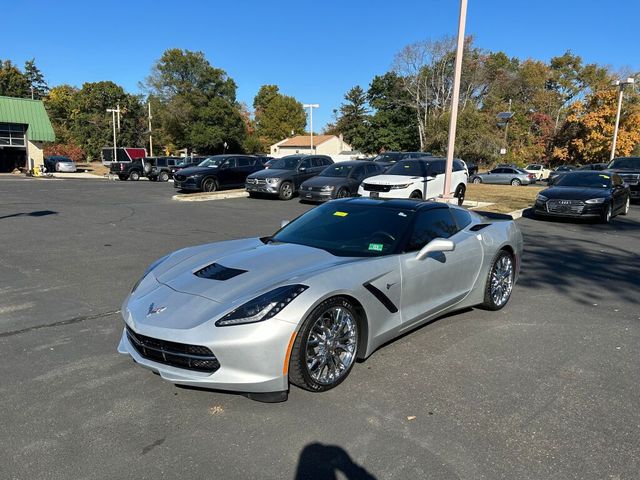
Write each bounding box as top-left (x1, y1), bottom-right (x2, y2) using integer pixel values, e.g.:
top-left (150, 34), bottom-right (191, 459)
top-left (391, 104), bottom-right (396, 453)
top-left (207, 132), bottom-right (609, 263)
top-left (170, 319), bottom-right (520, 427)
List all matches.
top-left (0, 96), bottom-right (55, 142)
top-left (278, 135), bottom-right (335, 148)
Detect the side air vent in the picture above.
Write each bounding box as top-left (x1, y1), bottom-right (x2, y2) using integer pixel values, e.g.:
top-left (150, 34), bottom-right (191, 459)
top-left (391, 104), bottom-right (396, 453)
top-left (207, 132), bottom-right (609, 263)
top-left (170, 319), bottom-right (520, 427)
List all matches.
top-left (470, 223), bottom-right (491, 231)
top-left (194, 263), bottom-right (247, 280)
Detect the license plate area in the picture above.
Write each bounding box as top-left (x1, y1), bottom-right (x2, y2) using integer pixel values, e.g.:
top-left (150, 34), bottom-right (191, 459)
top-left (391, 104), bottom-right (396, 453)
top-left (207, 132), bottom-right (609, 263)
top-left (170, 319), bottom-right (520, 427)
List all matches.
top-left (369, 192), bottom-right (379, 198)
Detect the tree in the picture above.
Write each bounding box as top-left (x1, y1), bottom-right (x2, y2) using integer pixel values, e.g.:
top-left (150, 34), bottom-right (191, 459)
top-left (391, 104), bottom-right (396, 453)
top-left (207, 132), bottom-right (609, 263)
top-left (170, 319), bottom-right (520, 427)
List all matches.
top-left (0, 60), bottom-right (30, 98)
top-left (252, 85), bottom-right (306, 149)
top-left (331, 86), bottom-right (370, 151)
top-left (143, 48), bottom-right (245, 154)
top-left (23, 59), bottom-right (49, 99)
top-left (45, 84), bottom-right (79, 144)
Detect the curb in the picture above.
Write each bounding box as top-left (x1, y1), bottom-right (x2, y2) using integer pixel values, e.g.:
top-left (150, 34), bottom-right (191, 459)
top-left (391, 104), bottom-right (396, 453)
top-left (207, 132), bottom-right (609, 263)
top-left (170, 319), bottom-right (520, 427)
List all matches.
top-left (173, 189), bottom-right (248, 202)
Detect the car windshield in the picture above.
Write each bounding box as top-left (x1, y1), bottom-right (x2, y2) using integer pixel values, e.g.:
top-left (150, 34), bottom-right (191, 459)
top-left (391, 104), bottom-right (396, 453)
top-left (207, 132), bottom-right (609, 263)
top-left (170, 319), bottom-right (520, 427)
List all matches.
top-left (385, 160), bottom-right (425, 177)
top-left (269, 157), bottom-right (301, 170)
top-left (608, 157), bottom-right (640, 170)
top-left (320, 164), bottom-right (354, 177)
top-left (176, 160), bottom-right (192, 167)
top-left (555, 172), bottom-right (612, 188)
top-left (198, 157), bottom-right (225, 168)
top-left (272, 203), bottom-right (414, 257)
top-left (372, 153), bottom-right (400, 163)
top-left (526, 165), bottom-right (540, 170)
top-left (556, 166), bottom-right (574, 171)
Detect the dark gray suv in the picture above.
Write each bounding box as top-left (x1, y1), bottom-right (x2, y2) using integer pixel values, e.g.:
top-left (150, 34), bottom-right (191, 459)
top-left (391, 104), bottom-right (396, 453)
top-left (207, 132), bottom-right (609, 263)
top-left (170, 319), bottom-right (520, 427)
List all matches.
top-left (245, 154), bottom-right (334, 200)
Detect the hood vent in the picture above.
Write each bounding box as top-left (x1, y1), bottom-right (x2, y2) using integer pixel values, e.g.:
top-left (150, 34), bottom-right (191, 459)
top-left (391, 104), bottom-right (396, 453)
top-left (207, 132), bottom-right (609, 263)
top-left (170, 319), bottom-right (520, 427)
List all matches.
top-left (194, 263), bottom-right (247, 281)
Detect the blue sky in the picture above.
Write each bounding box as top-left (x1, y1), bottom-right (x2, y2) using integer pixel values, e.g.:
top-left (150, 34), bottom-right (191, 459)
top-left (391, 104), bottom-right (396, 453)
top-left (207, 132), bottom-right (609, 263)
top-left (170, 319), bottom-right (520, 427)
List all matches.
top-left (2, 0), bottom-right (638, 130)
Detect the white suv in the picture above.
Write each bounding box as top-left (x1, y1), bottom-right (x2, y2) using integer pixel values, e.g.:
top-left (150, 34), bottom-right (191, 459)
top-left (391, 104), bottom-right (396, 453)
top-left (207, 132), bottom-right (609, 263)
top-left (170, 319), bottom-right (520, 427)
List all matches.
top-left (524, 164), bottom-right (551, 180)
top-left (358, 158), bottom-right (468, 205)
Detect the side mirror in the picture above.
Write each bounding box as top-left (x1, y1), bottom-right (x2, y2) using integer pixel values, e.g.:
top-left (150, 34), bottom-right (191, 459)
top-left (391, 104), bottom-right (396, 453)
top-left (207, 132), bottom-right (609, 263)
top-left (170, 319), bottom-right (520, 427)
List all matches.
top-left (280, 219), bottom-right (290, 228)
top-left (299, 167), bottom-right (307, 172)
top-left (425, 176), bottom-right (435, 182)
top-left (416, 238), bottom-right (455, 261)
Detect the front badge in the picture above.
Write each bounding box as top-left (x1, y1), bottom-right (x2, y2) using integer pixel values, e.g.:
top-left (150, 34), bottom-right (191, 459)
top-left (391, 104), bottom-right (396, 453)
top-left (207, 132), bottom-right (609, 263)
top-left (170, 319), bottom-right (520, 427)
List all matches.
top-left (147, 303), bottom-right (167, 316)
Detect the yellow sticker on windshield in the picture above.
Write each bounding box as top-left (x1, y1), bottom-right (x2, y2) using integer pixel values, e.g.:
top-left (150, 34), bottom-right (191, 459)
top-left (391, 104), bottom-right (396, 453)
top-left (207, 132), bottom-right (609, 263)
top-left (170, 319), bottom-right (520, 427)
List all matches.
top-left (333, 211), bottom-right (348, 217)
top-left (599, 174), bottom-right (610, 179)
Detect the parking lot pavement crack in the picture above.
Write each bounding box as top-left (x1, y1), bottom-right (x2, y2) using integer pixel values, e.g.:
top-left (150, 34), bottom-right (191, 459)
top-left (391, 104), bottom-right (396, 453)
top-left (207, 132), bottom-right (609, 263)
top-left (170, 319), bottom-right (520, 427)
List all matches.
top-left (0, 309), bottom-right (121, 338)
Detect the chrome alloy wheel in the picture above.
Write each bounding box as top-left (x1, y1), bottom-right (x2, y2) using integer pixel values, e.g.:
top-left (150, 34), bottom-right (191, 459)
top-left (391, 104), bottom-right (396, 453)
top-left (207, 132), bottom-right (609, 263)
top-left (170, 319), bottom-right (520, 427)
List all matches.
top-left (305, 306), bottom-right (358, 385)
top-left (490, 255), bottom-right (514, 307)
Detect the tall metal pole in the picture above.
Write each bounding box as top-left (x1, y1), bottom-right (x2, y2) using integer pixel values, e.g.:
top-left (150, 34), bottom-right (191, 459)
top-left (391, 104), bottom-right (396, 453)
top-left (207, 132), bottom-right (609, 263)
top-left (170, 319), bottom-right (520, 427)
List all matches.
top-left (610, 83), bottom-right (624, 161)
top-left (303, 104), bottom-right (320, 153)
top-left (443, 0), bottom-right (468, 200)
top-left (111, 109), bottom-right (117, 162)
top-left (148, 102), bottom-right (154, 157)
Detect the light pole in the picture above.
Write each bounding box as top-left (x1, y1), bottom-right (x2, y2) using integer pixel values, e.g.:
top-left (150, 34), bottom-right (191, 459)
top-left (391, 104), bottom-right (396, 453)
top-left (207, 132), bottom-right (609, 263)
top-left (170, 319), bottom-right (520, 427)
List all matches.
top-left (106, 105), bottom-right (121, 162)
top-left (147, 102), bottom-right (153, 157)
top-left (443, 0), bottom-right (468, 200)
top-left (303, 103), bottom-right (320, 152)
top-left (610, 77), bottom-right (635, 161)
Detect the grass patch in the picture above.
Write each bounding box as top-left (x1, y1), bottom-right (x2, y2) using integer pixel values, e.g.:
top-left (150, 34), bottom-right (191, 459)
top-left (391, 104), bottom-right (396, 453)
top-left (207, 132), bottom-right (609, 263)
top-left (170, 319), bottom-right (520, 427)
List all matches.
top-left (466, 183), bottom-right (543, 213)
top-left (77, 162), bottom-right (110, 176)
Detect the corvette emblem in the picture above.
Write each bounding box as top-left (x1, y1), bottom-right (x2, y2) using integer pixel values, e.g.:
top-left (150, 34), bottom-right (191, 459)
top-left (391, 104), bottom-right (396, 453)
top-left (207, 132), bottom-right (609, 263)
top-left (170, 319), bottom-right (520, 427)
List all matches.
top-left (386, 282), bottom-right (397, 290)
top-left (147, 303), bottom-right (167, 316)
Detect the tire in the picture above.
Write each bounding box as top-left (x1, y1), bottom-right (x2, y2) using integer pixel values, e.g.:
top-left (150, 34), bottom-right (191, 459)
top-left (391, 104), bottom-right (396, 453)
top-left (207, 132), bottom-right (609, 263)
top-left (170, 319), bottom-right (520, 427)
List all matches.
top-left (472, 177), bottom-right (482, 184)
top-left (118, 175), bottom-right (126, 181)
top-left (336, 187), bottom-right (349, 199)
top-left (454, 184), bottom-right (466, 206)
top-left (202, 178), bottom-right (218, 192)
top-left (510, 178), bottom-right (521, 186)
top-left (601, 203), bottom-right (612, 223)
top-left (479, 249), bottom-right (515, 311)
top-left (158, 171), bottom-right (169, 182)
top-left (55, 163), bottom-right (60, 172)
top-left (248, 192), bottom-right (258, 198)
top-left (620, 196), bottom-right (630, 215)
top-left (279, 181), bottom-right (294, 200)
top-left (409, 190), bottom-right (422, 199)
top-left (288, 297), bottom-right (360, 392)
top-left (129, 171), bottom-right (140, 181)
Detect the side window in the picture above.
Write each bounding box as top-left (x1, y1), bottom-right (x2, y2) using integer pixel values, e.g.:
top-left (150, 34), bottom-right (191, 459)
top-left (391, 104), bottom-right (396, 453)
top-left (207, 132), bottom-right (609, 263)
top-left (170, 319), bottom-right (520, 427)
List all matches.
top-left (433, 160), bottom-right (446, 175)
top-left (299, 158), bottom-right (312, 169)
top-left (491, 168), bottom-right (504, 174)
top-left (453, 159), bottom-right (464, 172)
top-left (224, 158), bottom-right (237, 168)
top-left (237, 157), bottom-right (252, 167)
top-left (405, 208), bottom-right (459, 252)
top-left (311, 158), bottom-right (323, 168)
top-left (351, 166), bottom-right (365, 180)
top-left (157, 159), bottom-right (167, 167)
top-left (451, 208), bottom-right (472, 230)
top-left (364, 164), bottom-right (378, 176)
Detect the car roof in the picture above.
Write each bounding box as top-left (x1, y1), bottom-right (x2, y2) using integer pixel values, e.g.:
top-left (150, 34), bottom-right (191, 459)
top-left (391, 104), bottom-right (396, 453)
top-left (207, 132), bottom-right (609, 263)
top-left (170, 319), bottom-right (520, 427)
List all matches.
top-left (331, 197), bottom-right (448, 212)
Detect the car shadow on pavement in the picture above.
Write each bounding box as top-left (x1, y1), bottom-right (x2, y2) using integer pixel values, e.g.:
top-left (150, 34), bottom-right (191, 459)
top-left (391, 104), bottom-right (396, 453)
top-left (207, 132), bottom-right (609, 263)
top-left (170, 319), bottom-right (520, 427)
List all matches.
top-left (294, 443), bottom-right (376, 480)
top-left (0, 209), bottom-right (57, 220)
top-left (518, 210), bottom-right (640, 305)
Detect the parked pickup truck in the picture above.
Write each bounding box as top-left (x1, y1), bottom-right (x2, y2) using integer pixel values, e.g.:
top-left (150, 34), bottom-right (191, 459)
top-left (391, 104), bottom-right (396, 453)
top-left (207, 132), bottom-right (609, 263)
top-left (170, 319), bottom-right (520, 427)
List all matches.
top-left (110, 157), bottom-right (180, 181)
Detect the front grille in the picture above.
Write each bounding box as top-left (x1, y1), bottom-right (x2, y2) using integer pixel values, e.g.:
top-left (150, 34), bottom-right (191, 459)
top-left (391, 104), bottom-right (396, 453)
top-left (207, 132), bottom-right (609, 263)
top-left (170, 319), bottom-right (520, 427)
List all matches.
top-left (126, 327), bottom-right (220, 373)
top-left (363, 183), bottom-right (391, 192)
top-left (547, 199), bottom-right (585, 214)
top-left (246, 178), bottom-right (267, 185)
top-left (174, 174), bottom-right (186, 182)
top-left (619, 173), bottom-right (640, 185)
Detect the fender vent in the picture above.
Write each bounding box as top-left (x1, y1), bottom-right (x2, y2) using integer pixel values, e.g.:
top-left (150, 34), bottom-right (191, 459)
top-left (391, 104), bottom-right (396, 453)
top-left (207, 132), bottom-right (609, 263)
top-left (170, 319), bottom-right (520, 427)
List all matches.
top-left (194, 263), bottom-right (247, 280)
top-left (470, 223), bottom-right (491, 231)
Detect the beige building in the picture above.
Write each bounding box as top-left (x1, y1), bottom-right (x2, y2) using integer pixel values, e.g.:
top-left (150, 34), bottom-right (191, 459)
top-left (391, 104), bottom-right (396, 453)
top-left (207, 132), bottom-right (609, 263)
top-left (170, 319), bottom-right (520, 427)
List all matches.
top-left (270, 135), bottom-right (353, 158)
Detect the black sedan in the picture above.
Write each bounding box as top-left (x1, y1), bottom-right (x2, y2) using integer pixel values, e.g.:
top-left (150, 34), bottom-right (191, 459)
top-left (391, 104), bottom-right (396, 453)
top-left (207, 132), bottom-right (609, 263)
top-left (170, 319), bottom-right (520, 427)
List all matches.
top-left (533, 171), bottom-right (630, 223)
top-left (174, 155), bottom-right (265, 192)
top-left (298, 161), bottom-right (385, 202)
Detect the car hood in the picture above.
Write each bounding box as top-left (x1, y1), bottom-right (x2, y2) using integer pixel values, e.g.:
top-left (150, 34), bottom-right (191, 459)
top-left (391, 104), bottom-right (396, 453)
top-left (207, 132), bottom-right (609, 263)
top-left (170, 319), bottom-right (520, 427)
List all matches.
top-left (153, 238), bottom-right (357, 304)
top-left (302, 176), bottom-right (349, 188)
top-left (175, 166), bottom-right (217, 176)
top-left (541, 186), bottom-right (611, 200)
top-left (248, 169), bottom-right (294, 179)
top-left (364, 174), bottom-right (422, 185)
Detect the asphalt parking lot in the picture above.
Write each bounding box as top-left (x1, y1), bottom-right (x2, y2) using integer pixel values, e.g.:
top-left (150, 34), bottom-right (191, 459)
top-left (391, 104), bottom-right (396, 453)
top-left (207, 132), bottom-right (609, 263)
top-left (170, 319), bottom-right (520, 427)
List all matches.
top-left (1, 176), bottom-right (639, 480)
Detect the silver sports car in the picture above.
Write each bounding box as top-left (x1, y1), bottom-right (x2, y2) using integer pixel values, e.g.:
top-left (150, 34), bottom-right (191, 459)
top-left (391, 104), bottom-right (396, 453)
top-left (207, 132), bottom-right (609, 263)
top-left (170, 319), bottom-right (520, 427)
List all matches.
top-left (118, 198), bottom-right (523, 402)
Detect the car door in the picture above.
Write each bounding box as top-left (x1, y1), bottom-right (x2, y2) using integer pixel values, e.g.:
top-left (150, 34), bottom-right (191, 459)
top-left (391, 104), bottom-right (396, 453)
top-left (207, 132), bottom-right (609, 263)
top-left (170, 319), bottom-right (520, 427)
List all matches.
top-left (399, 207), bottom-right (483, 328)
top-left (217, 157), bottom-right (237, 187)
top-left (611, 174), bottom-right (626, 211)
top-left (295, 158), bottom-right (314, 187)
top-left (487, 168), bottom-right (505, 184)
top-left (348, 165), bottom-right (366, 193)
top-left (233, 157), bottom-right (256, 186)
top-left (425, 159), bottom-right (445, 199)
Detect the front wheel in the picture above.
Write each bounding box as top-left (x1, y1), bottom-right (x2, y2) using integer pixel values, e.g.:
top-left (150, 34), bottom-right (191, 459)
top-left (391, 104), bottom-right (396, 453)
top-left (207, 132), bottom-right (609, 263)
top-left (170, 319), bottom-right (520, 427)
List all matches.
top-left (480, 250), bottom-right (515, 311)
top-left (601, 203), bottom-right (612, 223)
top-left (202, 178), bottom-right (217, 192)
top-left (620, 196), bottom-right (630, 215)
top-left (129, 171), bottom-right (140, 181)
top-left (158, 171), bottom-right (170, 182)
top-left (288, 297), bottom-right (360, 392)
top-left (454, 184), bottom-right (466, 206)
top-left (279, 181), bottom-right (294, 200)
top-left (472, 177), bottom-right (482, 184)
top-left (510, 178), bottom-right (521, 186)
top-left (409, 190), bottom-right (422, 199)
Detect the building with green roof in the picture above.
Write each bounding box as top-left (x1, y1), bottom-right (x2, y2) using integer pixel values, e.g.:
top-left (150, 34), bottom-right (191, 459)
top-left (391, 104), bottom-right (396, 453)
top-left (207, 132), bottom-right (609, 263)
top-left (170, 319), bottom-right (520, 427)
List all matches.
top-left (0, 95), bottom-right (55, 172)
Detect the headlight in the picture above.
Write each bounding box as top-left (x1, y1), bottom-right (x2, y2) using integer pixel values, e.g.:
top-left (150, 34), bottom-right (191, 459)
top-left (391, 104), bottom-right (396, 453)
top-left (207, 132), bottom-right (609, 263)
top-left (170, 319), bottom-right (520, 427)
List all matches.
top-left (320, 185), bottom-right (335, 192)
top-left (215, 284), bottom-right (308, 327)
top-left (585, 198), bottom-right (606, 204)
top-left (131, 254), bottom-right (170, 293)
top-left (266, 178), bottom-right (280, 184)
top-left (536, 194), bottom-right (548, 202)
top-left (390, 183), bottom-right (411, 189)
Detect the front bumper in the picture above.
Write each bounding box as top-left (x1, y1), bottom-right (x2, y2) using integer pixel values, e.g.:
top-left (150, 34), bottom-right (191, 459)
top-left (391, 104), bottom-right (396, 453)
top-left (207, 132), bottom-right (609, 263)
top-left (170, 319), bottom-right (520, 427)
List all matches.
top-left (174, 178), bottom-right (202, 191)
top-left (534, 201), bottom-right (604, 218)
top-left (299, 189), bottom-right (335, 202)
top-left (57, 165), bottom-right (77, 172)
top-left (245, 183), bottom-right (280, 195)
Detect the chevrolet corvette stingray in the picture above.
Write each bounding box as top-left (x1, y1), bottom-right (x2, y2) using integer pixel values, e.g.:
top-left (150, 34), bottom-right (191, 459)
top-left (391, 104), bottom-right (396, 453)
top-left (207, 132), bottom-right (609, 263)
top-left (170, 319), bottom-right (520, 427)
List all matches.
top-left (118, 198), bottom-right (523, 402)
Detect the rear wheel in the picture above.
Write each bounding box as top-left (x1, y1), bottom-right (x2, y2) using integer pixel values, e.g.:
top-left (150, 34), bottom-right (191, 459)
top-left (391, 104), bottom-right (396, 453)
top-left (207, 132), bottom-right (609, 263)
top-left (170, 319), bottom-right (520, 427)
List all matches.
top-left (202, 178), bottom-right (217, 192)
top-left (279, 181), bottom-right (294, 200)
top-left (158, 171), bottom-right (169, 182)
top-left (510, 178), bottom-right (521, 186)
top-left (409, 190), bottom-right (422, 199)
top-left (472, 177), bottom-right (482, 184)
top-left (454, 184), bottom-right (466, 206)
top-left (289, 297), bottom-right (359, 392)
top-left (129, 171), bottom-right (140, 181)
top-left (480, 250), bottom-right (515, 311)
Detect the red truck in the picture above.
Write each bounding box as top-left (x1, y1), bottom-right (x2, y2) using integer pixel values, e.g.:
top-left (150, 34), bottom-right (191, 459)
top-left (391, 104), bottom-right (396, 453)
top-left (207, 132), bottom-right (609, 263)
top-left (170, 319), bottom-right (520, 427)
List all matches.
top-left (101, 147), bottom-right (147, 165)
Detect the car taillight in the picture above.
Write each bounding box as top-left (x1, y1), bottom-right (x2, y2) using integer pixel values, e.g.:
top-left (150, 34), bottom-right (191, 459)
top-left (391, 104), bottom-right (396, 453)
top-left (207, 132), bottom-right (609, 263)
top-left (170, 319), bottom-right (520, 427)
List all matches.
top-left (528, 174), bottom-right (535, 179)
top-left (120, 164), bottom-right (124, 171)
